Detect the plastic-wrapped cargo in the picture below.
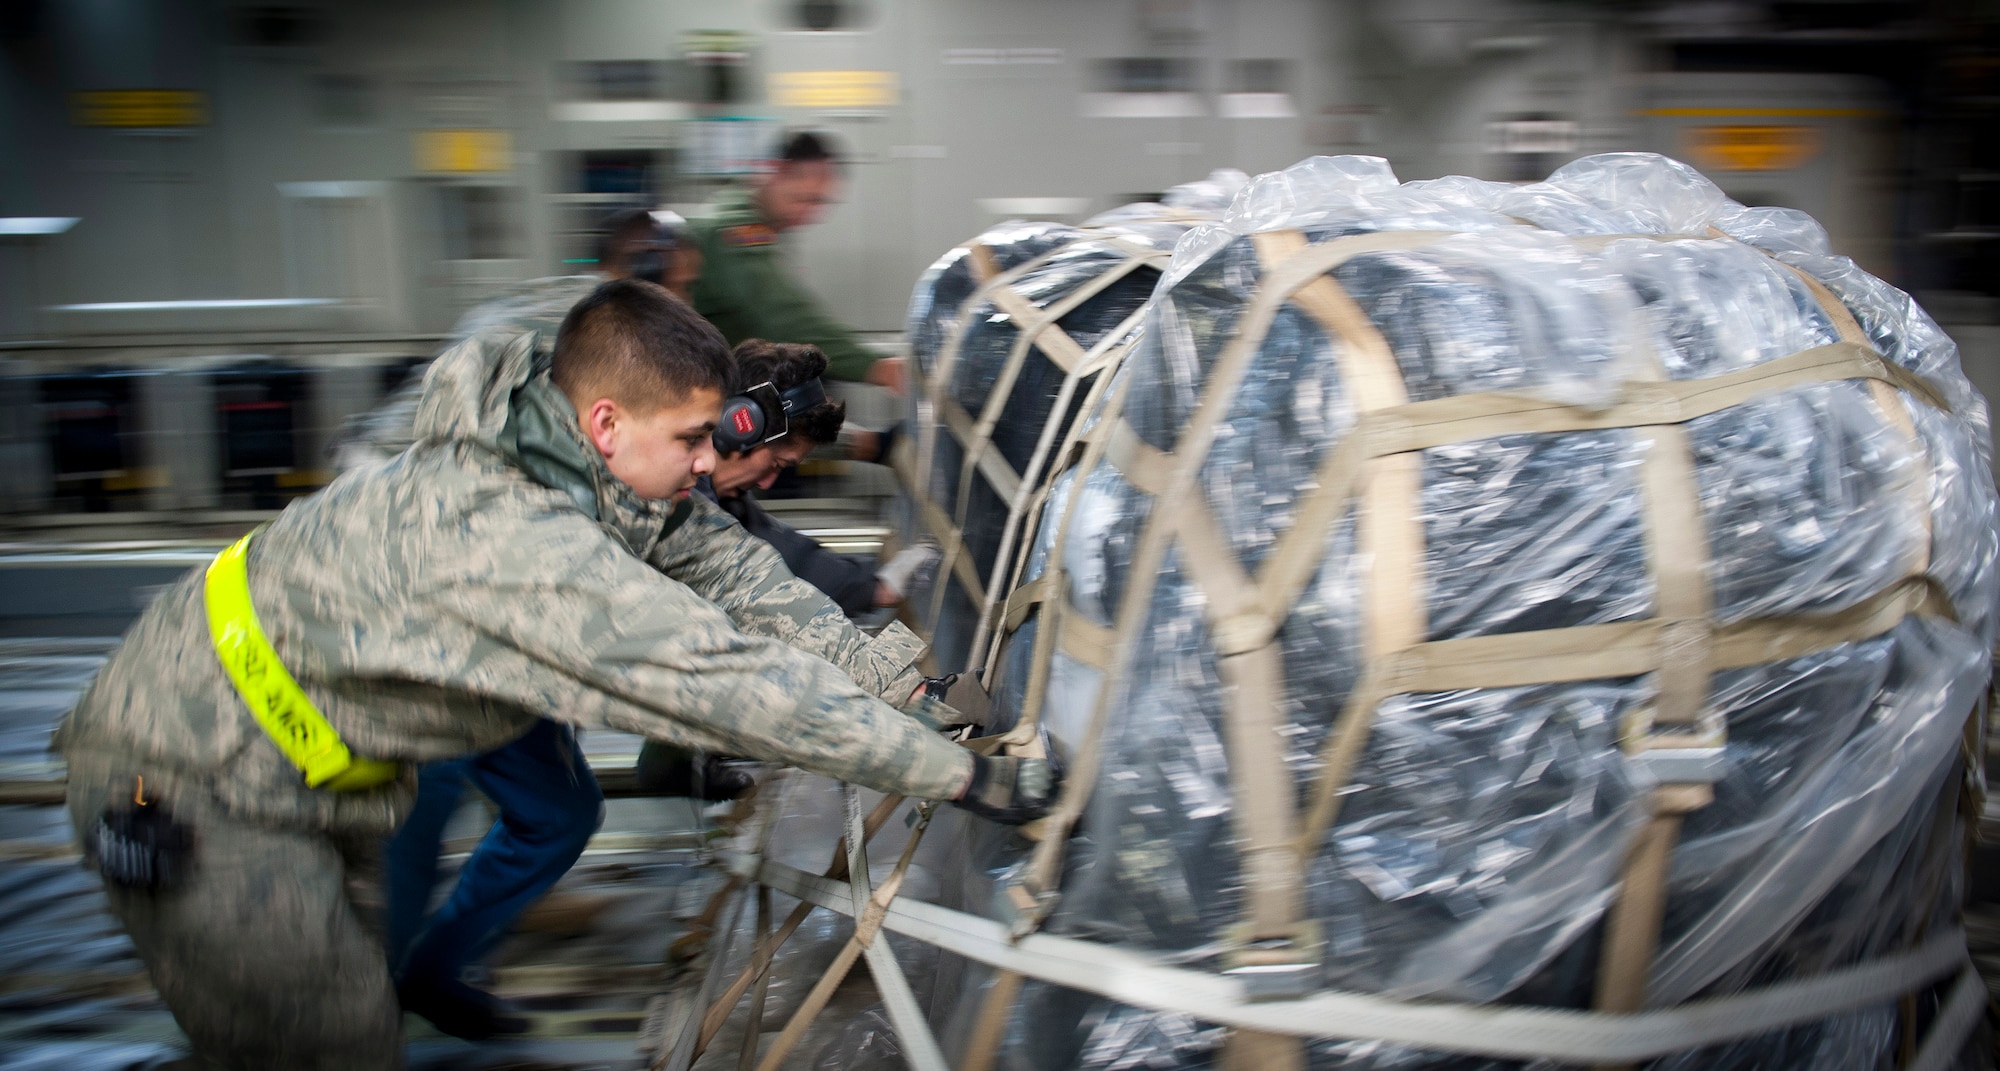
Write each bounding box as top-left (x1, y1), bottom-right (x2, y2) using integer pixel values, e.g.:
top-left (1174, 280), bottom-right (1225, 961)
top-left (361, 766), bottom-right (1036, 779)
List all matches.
top-left (899, 171), bottom-right (1246, 672)
top-left (697, 153), bottom-right (1996, 1070)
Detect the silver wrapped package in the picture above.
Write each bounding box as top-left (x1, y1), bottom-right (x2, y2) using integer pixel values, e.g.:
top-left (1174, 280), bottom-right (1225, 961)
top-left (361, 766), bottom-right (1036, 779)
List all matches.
top-left (809, 153), bottom-right (1998, 1069)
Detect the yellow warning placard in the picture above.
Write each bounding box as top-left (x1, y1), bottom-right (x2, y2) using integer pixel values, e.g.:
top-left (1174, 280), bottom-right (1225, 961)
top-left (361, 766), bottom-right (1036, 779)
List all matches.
top-left (73, 90), bottom-right (208, 128)
top-left (768, 70), bottom-right (898, 110)
top-left (414, 129), bottom-right (513, 174)
top-left (1681, 125), bottom-right (1823, 172)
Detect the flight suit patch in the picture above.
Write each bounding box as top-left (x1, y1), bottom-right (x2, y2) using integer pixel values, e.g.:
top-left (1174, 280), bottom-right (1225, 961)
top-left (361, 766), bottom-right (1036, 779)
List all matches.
top-left (721, 223), bottom-right (776, 248)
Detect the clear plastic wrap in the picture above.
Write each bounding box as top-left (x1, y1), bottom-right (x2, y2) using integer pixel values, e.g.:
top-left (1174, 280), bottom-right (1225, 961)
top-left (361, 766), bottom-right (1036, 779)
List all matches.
top-left (849, 153), bottom-right (1998, 1069)
top-left (900, 180), bottom-right (1239, 671)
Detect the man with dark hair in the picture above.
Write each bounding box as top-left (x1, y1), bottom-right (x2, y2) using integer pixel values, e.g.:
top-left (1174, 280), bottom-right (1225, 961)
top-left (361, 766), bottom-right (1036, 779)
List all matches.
top-left (335, 207), bottom-right (699, 468)
top-left (380, 273), bottom-right (747, 1041)
top-left (343, 209), bottom-right (706, 1041)
top-left (704, 339), bottom-right (919, 615)
top-left (55, 278), bottom-right (1055, 1069)
top-left (636, 338), bottom-right (937, 797)
top-left (595, 207), bottom-right (701, 298)
top-left (688, 129), bottom-right (907, 392)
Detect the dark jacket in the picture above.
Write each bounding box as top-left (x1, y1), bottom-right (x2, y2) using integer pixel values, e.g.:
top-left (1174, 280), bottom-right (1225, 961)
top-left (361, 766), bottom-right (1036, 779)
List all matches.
top-left (696, 476), bottom-right (878, 616)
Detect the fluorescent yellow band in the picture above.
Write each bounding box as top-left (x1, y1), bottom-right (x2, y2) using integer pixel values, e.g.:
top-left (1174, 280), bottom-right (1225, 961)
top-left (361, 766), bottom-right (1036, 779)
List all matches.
top-left (205, 532), bottom-right (400, 792)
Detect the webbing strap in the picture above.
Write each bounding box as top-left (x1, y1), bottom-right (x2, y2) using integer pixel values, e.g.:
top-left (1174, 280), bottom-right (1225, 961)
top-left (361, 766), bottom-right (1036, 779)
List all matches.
top-left (1021, 230), bottom-right (1459, 903)
top-left (205, 531), bottom-right (400, 792)
top-left (1595, 794), bottom-right (1705, 1021)
top-left (923, 231), bottom-right (1167, 638)
top-left (1000, 368), bottom-right (1142, 749)
top-left (1094, 336), bottom-right (1944, 529)
top-left (1003, 575), bottom-right (1053, 634)
top-left (745, 852), bottom-right (1975, 1063)
top-left (939, 394), bottom-right (1021, 504)
top-left (1107, 420), bottom-right (1173, 495)
top-left (752, 795), bottom-right (941, 1071)
top-left (1786, 265), bottom-right (1937, 579)
top-left (1366, 575), bottom-right (1944, 692)
top-left (1177, 494), bottom-right (1302, 937)
top-left (1237, 233), bottom-right (1424, 916)
top-left (1634, 424), bottom-right (1714, 731)
top-left (967, 299), bottom-right (1152, 671)
top-left (959, 969), bottom-right (1026, 1071)
top-left (694, 792), bottom-right (905, 1057)
top-left (1594, 337), bottom-right (1721, 1022)
top-left (891, 426), bottom-right (991, 614)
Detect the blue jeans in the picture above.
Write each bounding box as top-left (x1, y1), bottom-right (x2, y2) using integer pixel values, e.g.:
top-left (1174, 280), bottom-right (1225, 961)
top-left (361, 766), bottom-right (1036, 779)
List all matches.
top-left (384, 719), bottom-right (604, 987)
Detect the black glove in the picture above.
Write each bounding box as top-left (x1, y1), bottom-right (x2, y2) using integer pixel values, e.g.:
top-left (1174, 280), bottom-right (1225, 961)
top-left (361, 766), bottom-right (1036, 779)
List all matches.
top-left (906, 671), bottom-right (991, 729)
top-left (633, 744), bottom-right (755, 801)
top-left (954, 753), bottom-right (1060, 826)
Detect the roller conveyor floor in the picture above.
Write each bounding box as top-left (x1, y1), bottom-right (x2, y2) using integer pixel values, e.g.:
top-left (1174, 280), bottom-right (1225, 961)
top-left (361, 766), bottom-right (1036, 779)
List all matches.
top-left (0, 631), bottom-right (742, 1070)
top-left (2, 530), bottom-right (1997, 1069)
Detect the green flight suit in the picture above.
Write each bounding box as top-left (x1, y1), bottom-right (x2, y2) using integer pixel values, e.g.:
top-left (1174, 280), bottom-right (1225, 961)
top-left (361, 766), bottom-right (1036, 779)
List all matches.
top-left (687, 187), bottom-right (879, 381)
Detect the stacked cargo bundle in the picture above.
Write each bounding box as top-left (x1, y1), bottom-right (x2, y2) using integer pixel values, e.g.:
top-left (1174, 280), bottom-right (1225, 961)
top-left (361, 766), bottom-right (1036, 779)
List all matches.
top-left (678, 154), bottom-right (1996, 1071)
top-left (897, 172), bottom-right (1245, 673)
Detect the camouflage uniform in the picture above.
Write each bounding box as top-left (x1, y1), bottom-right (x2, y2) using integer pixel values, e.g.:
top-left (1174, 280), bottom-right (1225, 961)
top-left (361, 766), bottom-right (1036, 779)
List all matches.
top-left (333, 274), bottom-right (600, 470)
top-left (55, 327), bottom-right (972, 1069)
top-left (686, 187), bottom-right (879, 382)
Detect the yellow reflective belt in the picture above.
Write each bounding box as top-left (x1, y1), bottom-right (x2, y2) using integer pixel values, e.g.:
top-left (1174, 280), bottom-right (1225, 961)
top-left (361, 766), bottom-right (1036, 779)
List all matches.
top-left (204, 531), bottom-right (401, 792)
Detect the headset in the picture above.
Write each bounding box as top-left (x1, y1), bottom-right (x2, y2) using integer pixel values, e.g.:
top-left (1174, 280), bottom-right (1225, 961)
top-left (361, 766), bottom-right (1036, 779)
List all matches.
top-left (597, 210), bottom-right (680, 286)
top-left (627, 218), bottom-right (677, 286)
top-left (713, 377), bottom-right (828, 454)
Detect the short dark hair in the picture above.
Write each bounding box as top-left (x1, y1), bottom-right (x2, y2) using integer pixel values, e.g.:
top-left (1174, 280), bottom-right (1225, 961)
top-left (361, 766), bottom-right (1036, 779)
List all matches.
top-left (553, 279), bottom-right (731, 412)
top-left (731, 338), bottom-right (845, 446)
top-left (778, 130), bottom-right (842, 172)
top-left (593, 208), bottom-right (675, 280)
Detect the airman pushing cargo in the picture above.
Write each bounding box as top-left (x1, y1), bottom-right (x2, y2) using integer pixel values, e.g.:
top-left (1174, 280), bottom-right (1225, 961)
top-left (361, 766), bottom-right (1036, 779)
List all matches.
top-left (55, 279), bottom-right (1055, 1070)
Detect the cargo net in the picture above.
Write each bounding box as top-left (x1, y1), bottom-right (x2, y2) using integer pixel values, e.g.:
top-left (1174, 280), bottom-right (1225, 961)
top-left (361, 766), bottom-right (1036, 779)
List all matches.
top-left (655, 155), bottom-right (1998, 1071)
top-left (894, 173), bottom-right (1248, 672)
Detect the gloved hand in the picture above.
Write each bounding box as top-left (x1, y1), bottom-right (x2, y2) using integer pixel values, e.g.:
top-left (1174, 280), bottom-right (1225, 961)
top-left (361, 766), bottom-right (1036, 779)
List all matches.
top-left (900, 694), bottom-right (972, 731)
top-left (953, 753), bottom-right (1060, 826)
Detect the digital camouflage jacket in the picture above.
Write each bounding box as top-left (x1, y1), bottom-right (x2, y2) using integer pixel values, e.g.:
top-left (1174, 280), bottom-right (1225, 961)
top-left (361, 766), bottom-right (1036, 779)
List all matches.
top-left (56, 327), bottom-right (972, 833)
top-left (332, 274), bottom-right (602, 470)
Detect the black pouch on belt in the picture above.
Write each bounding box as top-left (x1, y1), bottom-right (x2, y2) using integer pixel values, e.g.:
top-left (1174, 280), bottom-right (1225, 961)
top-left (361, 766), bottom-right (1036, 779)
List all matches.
top-left (87, 780), bottom-right (193, 892)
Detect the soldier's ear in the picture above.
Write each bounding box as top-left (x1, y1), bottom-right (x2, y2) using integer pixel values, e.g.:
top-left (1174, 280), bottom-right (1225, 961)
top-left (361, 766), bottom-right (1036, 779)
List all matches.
top-left (581, 398), bottom-right (622, 459)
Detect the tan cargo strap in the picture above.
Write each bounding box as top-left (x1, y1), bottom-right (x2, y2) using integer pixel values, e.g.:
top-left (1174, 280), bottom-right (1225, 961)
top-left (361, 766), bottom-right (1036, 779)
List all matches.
top-left (1785, 265), bottom-right (1937, 577)
top-left (914, 230), bottom-right (1171, 637)
top-left (999, 368), bottom-right (1144, 747)
top-left (966, 300), bottom-right (1153, 667)
top-left (752, 797), bottom-right (938, 1071)
top-left (739, 848), bottom-right (1977, 1064)
top-left (688, 792), bottom-right (907, 1061)
top-left (1596, 325), bottom-right (1719, 1022)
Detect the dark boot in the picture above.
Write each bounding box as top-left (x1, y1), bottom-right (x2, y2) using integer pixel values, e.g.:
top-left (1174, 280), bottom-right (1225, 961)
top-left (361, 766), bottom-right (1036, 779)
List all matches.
top-left (397, 974), bottom-right (530, 1040)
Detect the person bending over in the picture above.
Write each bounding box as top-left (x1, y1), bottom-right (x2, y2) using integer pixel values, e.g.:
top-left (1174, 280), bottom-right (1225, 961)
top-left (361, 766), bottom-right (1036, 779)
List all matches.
top-left (636, 339), bottom-right (940, 799)
top-left (55, 279), bottom-right (1053, 1071)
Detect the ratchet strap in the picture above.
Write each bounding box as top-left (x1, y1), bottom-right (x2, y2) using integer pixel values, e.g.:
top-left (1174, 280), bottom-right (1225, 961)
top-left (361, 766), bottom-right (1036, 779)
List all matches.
top-left (205, 530), bottom-right (401, 791)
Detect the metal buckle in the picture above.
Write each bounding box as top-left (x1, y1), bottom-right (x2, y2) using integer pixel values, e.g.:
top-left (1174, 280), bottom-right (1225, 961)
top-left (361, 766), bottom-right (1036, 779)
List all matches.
top-left (997, 876), bottom-right (1060, 941)
top-left (1221, 921), bottom-right (1323, 1001)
